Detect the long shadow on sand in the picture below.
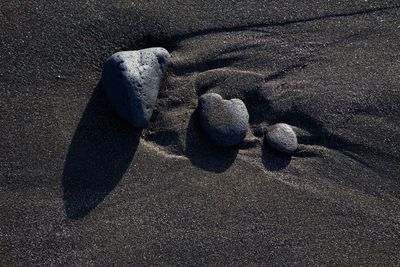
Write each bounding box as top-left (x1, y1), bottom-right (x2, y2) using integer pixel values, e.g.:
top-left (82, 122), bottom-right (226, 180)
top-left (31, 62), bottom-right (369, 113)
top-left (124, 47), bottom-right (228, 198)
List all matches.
top-left (62, 84), bottom-right (141, 219)
top-left (185, 110), bottom-right (238, 173)
top-left (279, 106), bottom-right (396, 170)
top-left (262, 146), bottom-right (291, 171)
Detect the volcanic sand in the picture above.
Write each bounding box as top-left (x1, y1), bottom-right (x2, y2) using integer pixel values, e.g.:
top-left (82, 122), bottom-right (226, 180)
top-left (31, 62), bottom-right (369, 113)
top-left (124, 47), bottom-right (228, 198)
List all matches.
top-left (1, 1), bottom-right (400, 265)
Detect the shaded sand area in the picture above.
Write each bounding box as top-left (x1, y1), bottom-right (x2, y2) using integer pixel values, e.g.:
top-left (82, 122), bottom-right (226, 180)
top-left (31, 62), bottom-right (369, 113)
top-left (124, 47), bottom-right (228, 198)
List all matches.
top-left (1, 1), bottom-right (400, 265)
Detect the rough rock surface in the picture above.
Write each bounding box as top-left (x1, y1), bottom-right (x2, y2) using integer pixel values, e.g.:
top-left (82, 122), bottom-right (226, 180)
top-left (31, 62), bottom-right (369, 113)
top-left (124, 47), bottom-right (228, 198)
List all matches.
top-left (265, 123), bottom-right (298, 153)
top-left (199, 93), bottom-right (249, 147)
top-left (101, 48), bottom-right (170, 128)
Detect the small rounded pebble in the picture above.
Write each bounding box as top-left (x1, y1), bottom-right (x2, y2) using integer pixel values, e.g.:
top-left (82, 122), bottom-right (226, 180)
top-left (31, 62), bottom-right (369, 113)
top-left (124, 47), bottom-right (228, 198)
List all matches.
top-left (101, 48), bottom-right (170, 128)
top-left (199, 93), bottom-right (249, 147)
top-left (265, 123), bottom-right (298, 153)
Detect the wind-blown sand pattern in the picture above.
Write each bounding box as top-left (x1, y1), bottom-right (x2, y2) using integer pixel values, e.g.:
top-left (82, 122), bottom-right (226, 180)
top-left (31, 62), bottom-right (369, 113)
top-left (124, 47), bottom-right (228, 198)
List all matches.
top-left (1, 1), bottom-right (400, 265)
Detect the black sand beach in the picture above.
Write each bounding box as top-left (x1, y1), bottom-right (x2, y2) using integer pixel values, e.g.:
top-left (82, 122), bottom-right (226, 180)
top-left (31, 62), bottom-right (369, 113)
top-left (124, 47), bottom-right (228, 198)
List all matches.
top-left (1, 1), bottom-right (400, 265)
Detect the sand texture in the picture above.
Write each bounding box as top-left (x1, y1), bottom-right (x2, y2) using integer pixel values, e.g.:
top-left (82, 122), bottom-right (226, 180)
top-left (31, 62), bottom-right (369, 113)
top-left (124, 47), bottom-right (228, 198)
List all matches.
top-left (1, 1), bottom-right (400, 265)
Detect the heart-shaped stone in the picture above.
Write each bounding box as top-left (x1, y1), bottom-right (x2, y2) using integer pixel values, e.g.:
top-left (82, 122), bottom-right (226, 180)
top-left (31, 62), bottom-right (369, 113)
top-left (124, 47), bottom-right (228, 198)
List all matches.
top-left (265, 123), bottom-right (298, 153)
top-left (101, 48), bottom-right (170, 128)
top-left (199, 93), bottom-right (249, 147)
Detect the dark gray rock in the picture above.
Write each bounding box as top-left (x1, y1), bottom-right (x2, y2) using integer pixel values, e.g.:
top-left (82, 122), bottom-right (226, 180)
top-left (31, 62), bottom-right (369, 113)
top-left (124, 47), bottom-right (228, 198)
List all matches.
top-left (101, 48), bottom-right (170, 128)
top-left (265, 123), bottom-right (298, 153)
top-left (199, 93), bottom-right (249, 147)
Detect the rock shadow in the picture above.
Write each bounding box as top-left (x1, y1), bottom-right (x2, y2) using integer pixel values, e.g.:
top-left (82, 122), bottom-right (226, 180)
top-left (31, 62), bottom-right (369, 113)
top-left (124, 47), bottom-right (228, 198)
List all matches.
top-left (185, 110), bottom-right (238, 173)
top-left (62, 84), bottom-right (141, 219)
top-left (279, 106), bottom-right (395, 170)
top-left (262, 145), bottom-right (291, 171)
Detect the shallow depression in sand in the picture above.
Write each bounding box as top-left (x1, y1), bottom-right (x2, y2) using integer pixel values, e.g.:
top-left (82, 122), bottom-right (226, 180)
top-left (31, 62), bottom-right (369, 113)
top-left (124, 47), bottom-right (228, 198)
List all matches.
top-left (139, 26), bottom-right (397, 198)
top-left (142, 28), bottom-right (315, 161)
